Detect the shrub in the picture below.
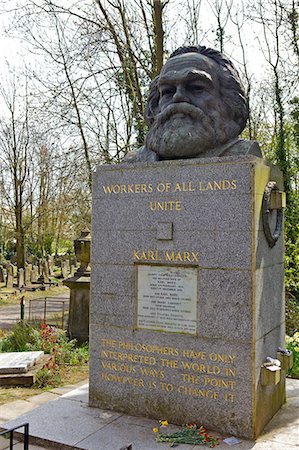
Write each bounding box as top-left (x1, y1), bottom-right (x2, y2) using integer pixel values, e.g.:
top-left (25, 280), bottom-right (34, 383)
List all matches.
top-left (286, 295), bottom-right (299, 336)
top-left (286, 332), bottom-right (299, 379)
top-left (0, 322), bottom-right (41, 352)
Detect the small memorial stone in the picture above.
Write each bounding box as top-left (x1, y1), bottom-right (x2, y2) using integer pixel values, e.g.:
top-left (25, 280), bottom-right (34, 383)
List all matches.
top-left (5, 263), bottom-right (13, 289)
top-left (0, 351), bottom-right (44, 374)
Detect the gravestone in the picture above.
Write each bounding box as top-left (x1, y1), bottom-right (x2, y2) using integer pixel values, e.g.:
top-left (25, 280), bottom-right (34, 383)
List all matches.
top-left (0, 351), bottom-right (44, 374)
top-left (31, 265), bottom-right (39, 283)
top-left (5, 263), bottom-right (13, 289)
top-left (89, 45), bottom-right (288, 439)
top-left (90, 157), bottom-right (286, 439)
top-left (17, 268), bottom-right (25, 289)
top-left (25, 264), bottom-right (32, 285)
top-left (48, 256), bottom-right (54, 276)
top-left (63, 232), bottom-right (91, 344)
top-left (62, 260), bottom-right (69, 279)
top-left (0, 266), bottom-right (4, 283)
top-left (42, 260), bottom-right (50, 283)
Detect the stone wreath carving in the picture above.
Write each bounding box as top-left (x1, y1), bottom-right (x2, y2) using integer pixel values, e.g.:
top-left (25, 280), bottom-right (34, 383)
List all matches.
top-left (262, 181), bottom-right (284, 248)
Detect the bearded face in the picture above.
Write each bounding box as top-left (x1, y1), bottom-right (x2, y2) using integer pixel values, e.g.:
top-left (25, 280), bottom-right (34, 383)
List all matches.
top-left (145, 102), bottom-right (220, 159)
top-left (145, 52), bottom-right (240, 159)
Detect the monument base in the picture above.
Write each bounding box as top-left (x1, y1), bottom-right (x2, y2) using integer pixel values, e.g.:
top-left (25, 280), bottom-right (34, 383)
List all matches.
top-left (90, 155), bottom-right (286, 439)
top-left (64, 273), bottom-right (90, 344)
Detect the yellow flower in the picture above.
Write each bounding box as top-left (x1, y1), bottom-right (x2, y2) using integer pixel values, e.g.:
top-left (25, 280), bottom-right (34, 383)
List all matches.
top-left (153, 428), bottom-right (159, 433)
top-left (160, 420), bottom-right (169, 427)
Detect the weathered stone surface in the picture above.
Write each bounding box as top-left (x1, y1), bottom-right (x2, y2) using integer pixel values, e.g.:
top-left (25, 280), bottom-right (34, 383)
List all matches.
top-left (0, 351), bottom-right (44, 374)
top-left (90, 156), bottom-right (285, 439)
top-left (5, 263), bottom-right (13, 288)
top-left (17, 268), bottom-right (25, 288)
top-left (0, 266), bottom-right (4, 282)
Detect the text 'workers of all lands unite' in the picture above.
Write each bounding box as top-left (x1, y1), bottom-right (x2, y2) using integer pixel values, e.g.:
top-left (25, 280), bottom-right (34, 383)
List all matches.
top-left (102, 180), bottom-right (238, 211)
top-left (99, 339), bottom-right (237, 403)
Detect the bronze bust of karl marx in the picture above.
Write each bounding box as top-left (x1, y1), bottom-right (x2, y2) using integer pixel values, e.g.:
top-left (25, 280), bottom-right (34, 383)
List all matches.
top-left (124, 45), bottom-right (262, 162)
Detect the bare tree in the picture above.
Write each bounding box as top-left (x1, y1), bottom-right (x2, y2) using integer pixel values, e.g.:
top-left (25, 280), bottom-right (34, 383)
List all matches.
top-left (0, 74), bottom-right (33, 267)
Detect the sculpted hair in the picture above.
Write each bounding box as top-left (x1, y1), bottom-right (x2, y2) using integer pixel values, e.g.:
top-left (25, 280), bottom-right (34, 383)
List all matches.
top-left (144, 45), bottom-right (249, 134)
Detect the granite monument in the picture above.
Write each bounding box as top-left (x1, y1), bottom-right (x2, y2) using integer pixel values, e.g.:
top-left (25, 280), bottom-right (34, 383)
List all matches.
top-left (90, 45), bottom-right (289, 439)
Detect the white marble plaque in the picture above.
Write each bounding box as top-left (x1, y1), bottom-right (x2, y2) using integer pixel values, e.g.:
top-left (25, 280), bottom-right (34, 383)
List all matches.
top-left (137, 265), bottom-right (197, 334)
top-left (0, 351), bottom-right (44, 374)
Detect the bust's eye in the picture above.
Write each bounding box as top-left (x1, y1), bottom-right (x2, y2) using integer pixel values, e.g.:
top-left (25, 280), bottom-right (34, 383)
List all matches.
top-left (188, 83), bottom-right (204, 93)
top-left (161, 86), bottom-right (176, 97)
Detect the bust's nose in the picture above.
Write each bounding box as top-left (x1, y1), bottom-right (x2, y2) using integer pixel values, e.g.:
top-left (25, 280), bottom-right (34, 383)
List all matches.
top-left (173, 85), bottom-right (188, 103)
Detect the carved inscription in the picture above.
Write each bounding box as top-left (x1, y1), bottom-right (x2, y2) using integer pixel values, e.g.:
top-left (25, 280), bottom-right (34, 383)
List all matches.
top-left (137, 265), bottom-right (197, 334)
top-left (102, 179), bottom-right (237, 211)
top-left (133, 250), bottom-right (199, 263)
top-left (100, 339), bottom-right (237, 402)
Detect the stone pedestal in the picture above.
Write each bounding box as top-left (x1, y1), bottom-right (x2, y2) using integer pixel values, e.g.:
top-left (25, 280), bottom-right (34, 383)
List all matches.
top-left (64, 274), bottom-right (90, 344)
top-left (90, 155), bottom-right (285, 439)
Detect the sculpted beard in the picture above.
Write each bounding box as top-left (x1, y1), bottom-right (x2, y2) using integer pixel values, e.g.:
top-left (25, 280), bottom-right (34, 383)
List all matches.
top-left (145, 103), bottom-right (218, 159)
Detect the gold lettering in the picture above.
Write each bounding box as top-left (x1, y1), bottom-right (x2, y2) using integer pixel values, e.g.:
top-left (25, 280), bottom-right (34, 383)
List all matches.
top-left (140, 367), bottom-right (165, 379)
top-left (221, 180), bottom-right (231, 190)
top-left (160, 359), bottom-right (178, 368)
top-left (180, 374), bottom-right (201, 384)
top-left (183, 252), bottom-right (191, 262)
top-left (181, 361), bottom-right (221, 374)
top-left (133, 249), bottom-right (140, 260)
top-left (203, 376), bottom-right (235, 390)
top-left (175, 252), bottom-right (183, 262)
top-left (225, 393), bottom-right (235, 402)
top-left (101, 339), bottom-right (117, 348)
top-left (173, 183), bottom-right (182, 192)
top-left (160, 382), bottom-right (174, 392)
top-left (225, 368), bottom-right (236, 377)
top-left (101, 361), bottom-right (137, 373)
top-left (165, 251), bottom-right (175, 261)
top-left (157, 183), bottom-right (165, 192)
top-left (199, 181), bottom-right (208, 191)
top-left (112, 185), bottom-right (121, 193)
top-left (209, 353), bottom-right (235, 364)
top-left (182, 350), bottom-right (206, 360)
top-left (149, 201), bottom-right (181, 211)
top-left (101, 372), bottom-right (144, 387)
top-left (177, 385), bottom-right (218, 399)
top-left (191, 252), bottom-right (199, 262)
top-left (213, 181), bottom-right (222, 190)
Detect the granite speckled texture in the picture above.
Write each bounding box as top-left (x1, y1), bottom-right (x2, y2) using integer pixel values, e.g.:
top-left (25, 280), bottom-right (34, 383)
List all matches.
top-left (90, 155), bottom-right (285, 439)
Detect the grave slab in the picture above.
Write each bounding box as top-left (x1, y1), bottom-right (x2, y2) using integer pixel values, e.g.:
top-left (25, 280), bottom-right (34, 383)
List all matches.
top-left (0, 351), bottom-right (44, 374)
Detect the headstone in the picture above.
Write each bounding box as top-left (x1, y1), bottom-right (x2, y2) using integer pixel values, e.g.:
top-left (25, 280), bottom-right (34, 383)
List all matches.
top-left (90, 158), bottom-right (286, 440)
top-left (38, 259), bottom-right (43, 275)
top-left (25, 264), bottom-right (32, 285)
top-left (31, 265), bottom-right (39, 283)
top-left (90, 45), bottom-right (287, 440)
top-left (48, 256), bottom-right (54, 276)
top-left (62, 260), bottom-right (69, 279)
top-left (42, 260), bottom-right (50, 283)
top-left (0, 266), bottom-right (4, 283)
top-left (63, 232), bottom-right (91, 344)
top-left (5, 263), bottom-right (14, 288)
top-left (55, 256), bottom-right (62, 268)
top-left (0, 351), bottom-right (44, 374)
top-left (17, 268), bottom-right (25, 288)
